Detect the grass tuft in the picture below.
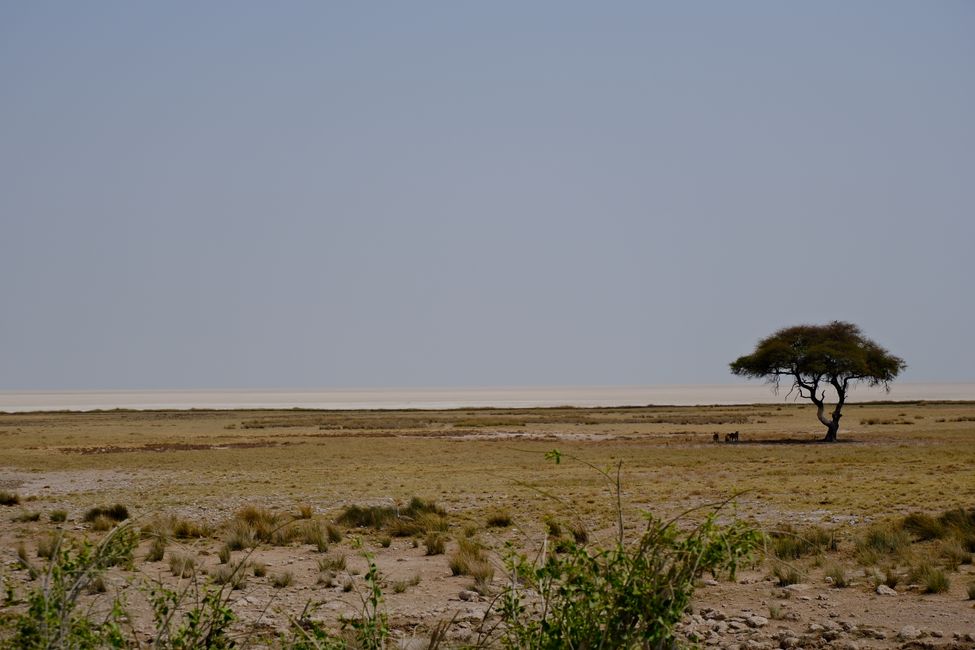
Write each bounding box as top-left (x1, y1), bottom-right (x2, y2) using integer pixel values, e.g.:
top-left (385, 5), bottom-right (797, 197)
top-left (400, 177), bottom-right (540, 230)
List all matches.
top-left (271, 571), bottom-right (294, 588)
top-left (168, 552), bottom-right (196, 578)
top-left (448, 537), bottom-right (494, 585)
top-left (425, 532), bottom-right (446, 556)
top-left (486, 509), bottom-right (513, 528)
top-left (824, 563), bottom-right (848, 588)
top-left (0, 491), bottom-right (21, 506)
top-left (772, 564), bottom-right (802, 587)
top-left (145, 537), bottom-right (166, 562)
top-left (83, 504), bottom-right (129, 524)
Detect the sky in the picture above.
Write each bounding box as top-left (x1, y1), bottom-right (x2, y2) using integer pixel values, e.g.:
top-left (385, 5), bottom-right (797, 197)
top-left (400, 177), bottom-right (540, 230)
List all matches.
top-left (1, 2), bottom-right (973, 391)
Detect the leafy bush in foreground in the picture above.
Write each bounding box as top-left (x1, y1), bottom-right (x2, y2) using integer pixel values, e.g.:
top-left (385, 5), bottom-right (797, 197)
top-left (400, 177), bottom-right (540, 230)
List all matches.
top-left (492, 450), bottom-right (761, 649)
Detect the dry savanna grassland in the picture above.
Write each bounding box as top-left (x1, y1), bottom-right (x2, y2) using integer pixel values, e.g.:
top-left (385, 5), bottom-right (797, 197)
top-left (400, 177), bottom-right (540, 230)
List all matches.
top-left (1, 401), bottom-right (974, 648)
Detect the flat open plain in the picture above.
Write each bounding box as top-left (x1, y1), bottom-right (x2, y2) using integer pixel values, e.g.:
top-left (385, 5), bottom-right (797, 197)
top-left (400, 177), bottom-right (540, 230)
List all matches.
top-left (1, 401), bottom-right (974, 647)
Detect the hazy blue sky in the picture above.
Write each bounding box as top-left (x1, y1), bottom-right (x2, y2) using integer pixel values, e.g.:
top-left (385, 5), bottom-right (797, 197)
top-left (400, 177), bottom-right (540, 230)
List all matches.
top-left (2, 2), bottom-right (973, 390)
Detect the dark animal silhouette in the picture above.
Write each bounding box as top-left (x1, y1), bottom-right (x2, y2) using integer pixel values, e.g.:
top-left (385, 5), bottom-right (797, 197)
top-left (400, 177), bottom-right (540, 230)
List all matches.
top-left (725, 431), bottom-right (740, 443)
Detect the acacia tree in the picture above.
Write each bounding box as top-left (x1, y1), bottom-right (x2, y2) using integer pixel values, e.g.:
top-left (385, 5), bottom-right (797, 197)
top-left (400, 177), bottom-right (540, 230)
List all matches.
top-left (730, 321), bottom-right (905, 442)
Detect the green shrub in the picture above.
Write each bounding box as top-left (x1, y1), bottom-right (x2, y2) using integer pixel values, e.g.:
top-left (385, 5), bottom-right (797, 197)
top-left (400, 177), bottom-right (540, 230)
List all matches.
top-left (5, 524), bottom-right (136, 648)
top-left (498, 511), bottom-right (760, 648)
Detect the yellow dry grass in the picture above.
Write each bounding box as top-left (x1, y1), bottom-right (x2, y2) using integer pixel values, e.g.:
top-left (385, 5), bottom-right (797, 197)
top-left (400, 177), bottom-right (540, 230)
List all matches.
top-left (0, 401), bottom-right (972, 531)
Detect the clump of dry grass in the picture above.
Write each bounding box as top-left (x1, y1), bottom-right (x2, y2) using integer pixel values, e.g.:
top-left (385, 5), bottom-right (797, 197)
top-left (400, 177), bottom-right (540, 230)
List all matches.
top-left (910, 563), bottom-right (950, 593)
top-left (210, 563), bottom-right (248, 589)
top-left (0, 491), bottom-right (21, 506)
top-left (296, 503), bottom-right (315, 519)
top-left (392, 574), bottom-right (421, 593)
top-left (449, 537), bottom-right (494, 591)
top-left (318, 554), bottom-right (346, 572)
top-left (855, 523), bottom-right (911, 565)
top-left (145, 537), bottom-right (166, 562)
top-left (326, 523), bottom-right (343, 544)
top-left (252, 561), bottom-right (267, 577)
top-left (168, 552), bottom-right (197, 578)
top-left (271, 571), bottom-right (294, 588)
top-left (425, 532), bottom-right (446, 556)
top-left (90, 515), bottom-right (114, 532)
top-left (36, 532), bottom-right (61, 560)
top-left (49, 510), bottom-right (68, 523)
top-left (299, 521), bottom-right (328, 552)
top-left (13, 511), bottom-right (41, 523)
top-left (232, 504), bottom-right (281, 543)
top-left (770, 525), bottom-right (836, 560)
top-left (337, 497), bottom-right (446, 537)
top-left (224, 520), bottom-right (258, 551)
top-left (486, 509), bottom-right (513, 528)
top-left (824, 563), bottom-right (848, 588)
top-left (83, 504), bottom-right (129, 524)
top-left (772, 564), bottom-right (803, 586)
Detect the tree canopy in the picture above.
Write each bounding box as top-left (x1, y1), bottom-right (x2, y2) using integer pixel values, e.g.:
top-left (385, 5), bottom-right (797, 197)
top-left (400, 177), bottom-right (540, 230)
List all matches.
top-left (730, 321), bottom-right (906, 441)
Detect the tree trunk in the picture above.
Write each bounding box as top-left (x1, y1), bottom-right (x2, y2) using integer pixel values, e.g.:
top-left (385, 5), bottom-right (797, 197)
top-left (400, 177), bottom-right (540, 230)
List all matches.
top-left (823, 419), bottom-right (839, 442)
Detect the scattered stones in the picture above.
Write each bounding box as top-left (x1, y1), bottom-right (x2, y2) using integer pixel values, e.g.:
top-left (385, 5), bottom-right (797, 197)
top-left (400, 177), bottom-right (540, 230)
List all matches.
top-left (746, 615), bottom-right (769, 628)
top-left (831, 640), bottom-right (858, 650)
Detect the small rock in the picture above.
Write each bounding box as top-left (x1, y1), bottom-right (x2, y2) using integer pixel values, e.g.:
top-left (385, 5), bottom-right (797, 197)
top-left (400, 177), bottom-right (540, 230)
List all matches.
top-left (875, 584), bottom-right (897, 596)
top-left (703, 578), bottom-right (719, 586)
top-left (930, 629), bottom-right (943, 638)
top-left (458, 590), bottom-right (479, 602)
top-left (831, 641), bottom-right (858, 650)
top-left (746, 615), bottom-right (769, 629)
top-left (898, 625), bottom-right (922, 641)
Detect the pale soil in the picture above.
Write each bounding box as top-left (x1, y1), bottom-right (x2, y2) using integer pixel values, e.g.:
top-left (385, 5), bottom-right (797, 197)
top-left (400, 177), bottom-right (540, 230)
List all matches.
top-left (1, 404), bottom-right (974, 647)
